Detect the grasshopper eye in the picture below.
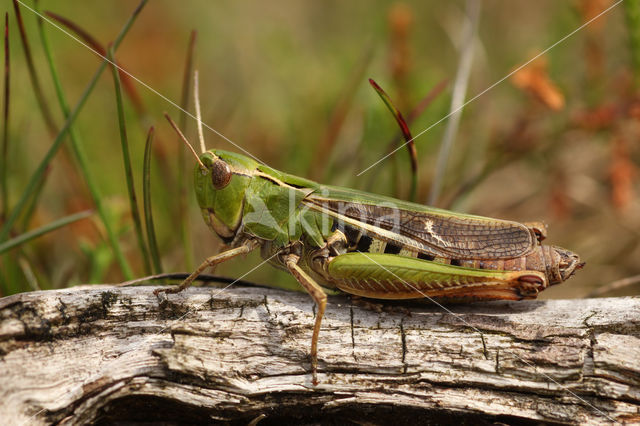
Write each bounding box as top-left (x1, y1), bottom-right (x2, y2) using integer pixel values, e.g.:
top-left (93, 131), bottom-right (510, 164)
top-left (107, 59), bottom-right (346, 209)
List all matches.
top-left (211, 160), bottom-right (232, 189)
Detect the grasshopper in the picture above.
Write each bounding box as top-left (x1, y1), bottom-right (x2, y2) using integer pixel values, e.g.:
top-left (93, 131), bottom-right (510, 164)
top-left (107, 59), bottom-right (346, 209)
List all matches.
top-left (158, 112), bottom-right (583, 385)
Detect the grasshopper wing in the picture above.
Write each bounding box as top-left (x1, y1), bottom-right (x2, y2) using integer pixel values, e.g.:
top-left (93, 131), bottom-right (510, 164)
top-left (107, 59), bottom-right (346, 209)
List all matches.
top-left (305, 188), bottom-right (537, 260)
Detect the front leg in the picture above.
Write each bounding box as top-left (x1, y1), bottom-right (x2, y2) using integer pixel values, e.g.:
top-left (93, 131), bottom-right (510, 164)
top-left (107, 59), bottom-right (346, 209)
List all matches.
top-left (282, 250), bottom-right (328, 386)
top-left (155, 240), bottom-right (259, 296)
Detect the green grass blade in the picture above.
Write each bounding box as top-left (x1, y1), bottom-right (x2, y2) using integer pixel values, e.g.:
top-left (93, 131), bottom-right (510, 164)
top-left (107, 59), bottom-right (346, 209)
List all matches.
top-left (43, 7), bottom-right (177, 216)
top-left (108, 46), bottom-right (151, 276)
top-left (35, 57), bottom-right (133, 279)
top-left (143, 127), bottom-right (163, 274)
top-left (0, 0), bottom-right (148, 279)
top-left (12, 0), bottom-right (58, 136)
top-left (44, 10), bottom-right (145, 114)
top-left (43, 7), bottom-right (177, 211)
top-left (1, 13), bottom-right (9, 221)
top-left (0, 210), bottom-right (92, 254)
top-left (177, 30), bottom-right (197, 271)
top-left (33, 2), bottom-right (139, 280)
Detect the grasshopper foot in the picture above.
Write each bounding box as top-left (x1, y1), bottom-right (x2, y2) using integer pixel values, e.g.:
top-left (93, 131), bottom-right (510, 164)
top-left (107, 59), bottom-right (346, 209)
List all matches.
top-left (153, 288), bottom-right (169, 307)
top-left (157, 284), bottom-right (189, 295)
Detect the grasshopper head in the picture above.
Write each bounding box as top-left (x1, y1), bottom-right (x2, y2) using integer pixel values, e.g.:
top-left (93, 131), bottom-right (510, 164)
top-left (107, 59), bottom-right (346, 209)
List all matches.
top-left (551, 246), bottom-right (584, 284)
top-left (163, 112), bottom-right (260, 242)
top-left (194, 150), bottom-right (258, 241)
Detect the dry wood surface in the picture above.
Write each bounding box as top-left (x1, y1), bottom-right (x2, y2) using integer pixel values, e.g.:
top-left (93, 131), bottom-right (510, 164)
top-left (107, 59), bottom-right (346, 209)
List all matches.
top-left (1, 284), bottom-right (639, 425)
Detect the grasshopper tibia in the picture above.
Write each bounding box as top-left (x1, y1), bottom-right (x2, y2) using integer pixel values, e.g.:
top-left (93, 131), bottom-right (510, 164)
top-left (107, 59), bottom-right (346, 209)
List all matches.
top-left (283, 251), bottom-right (327, 385)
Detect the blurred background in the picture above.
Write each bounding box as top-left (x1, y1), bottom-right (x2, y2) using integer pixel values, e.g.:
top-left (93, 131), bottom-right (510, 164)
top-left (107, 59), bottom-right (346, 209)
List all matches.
top-left (1, 0), bottom-right (638, 299)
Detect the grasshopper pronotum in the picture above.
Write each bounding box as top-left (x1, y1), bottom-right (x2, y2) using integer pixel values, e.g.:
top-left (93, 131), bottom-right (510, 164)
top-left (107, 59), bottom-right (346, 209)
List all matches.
top-left (157, 79), bottom-right (583, 385)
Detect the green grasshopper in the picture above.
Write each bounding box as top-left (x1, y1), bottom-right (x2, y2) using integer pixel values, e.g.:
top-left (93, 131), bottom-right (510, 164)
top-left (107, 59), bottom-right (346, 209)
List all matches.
top-left (158, 114), bottom-right (583, 385)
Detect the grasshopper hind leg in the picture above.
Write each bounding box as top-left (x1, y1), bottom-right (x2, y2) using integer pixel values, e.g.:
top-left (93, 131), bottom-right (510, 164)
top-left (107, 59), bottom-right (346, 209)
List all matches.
top-left (283, 251), bottom-right (327, 386)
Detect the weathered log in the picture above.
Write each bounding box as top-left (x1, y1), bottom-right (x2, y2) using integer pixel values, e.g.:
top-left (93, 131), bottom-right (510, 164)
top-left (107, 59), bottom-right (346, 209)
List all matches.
top-left (0, 284), bottom-right (638, 425)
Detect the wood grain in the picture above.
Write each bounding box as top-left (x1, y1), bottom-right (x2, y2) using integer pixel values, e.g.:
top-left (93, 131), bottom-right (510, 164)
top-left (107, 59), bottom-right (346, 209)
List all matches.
top-left (1, 285), bottom-right (638, 425)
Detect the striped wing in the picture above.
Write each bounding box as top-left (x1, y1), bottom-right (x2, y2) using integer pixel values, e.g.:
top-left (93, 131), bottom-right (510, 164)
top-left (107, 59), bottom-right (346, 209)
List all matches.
top-left (304, 194), bottom-right (536, 260)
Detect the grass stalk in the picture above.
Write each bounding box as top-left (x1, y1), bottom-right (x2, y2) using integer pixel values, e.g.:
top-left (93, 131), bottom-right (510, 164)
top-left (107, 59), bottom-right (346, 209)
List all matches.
top-left (1, 13), bottom-right (9, 221)
top-left (0, 210), bottom-right (92, 254)
top-left (143, 127), bottom-right (163, 274)
top-left (12, 0), bottom-right (57, 136)
top-left (32, 2), bottom-right (144, 279)
top-left (43, 8), bottom-right (176, 198)
top-left (177, 30), bottom-right (197, 271)
top-left (0, 0), bottom-right (148, 280)
top-left (44, 10), bottom-right (145, 113)
top-left (108, 46), bottom-right (151, 276)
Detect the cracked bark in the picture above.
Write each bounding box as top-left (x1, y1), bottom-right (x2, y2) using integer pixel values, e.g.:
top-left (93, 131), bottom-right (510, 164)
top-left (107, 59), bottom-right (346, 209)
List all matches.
top-left (0, 285), bottom-right (639, 425)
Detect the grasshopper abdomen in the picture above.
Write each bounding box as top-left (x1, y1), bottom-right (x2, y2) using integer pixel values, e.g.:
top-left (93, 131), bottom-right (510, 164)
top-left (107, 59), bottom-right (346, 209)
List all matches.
top-left (302, 223), bottom-right (583, 301)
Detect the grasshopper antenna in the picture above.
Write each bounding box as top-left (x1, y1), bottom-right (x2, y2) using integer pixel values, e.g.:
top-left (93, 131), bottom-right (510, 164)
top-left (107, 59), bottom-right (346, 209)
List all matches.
top-left (193, 70), bottom-right (207, 154)
top-left (164, 112), bottom-right (207, 172)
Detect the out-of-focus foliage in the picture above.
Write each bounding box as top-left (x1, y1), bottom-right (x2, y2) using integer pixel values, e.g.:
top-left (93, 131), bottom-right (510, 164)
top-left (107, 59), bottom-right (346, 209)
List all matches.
top-left (1, 0), bottom-right (638, 298)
